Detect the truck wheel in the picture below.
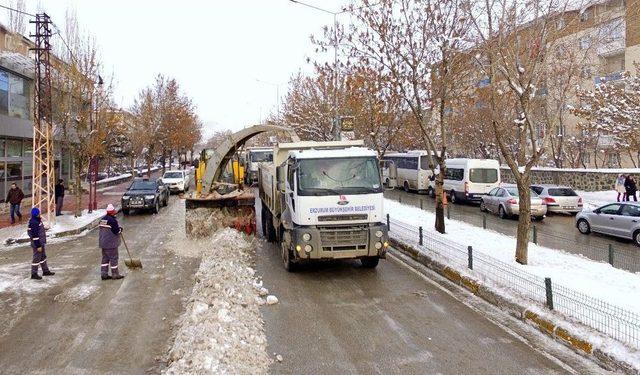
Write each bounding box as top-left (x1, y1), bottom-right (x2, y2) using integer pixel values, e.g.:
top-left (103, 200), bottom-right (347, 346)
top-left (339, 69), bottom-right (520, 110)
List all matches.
top-left (450, 190), bottom-right (458, 204)
top-left (260, 207), bottom-right (267, 237)
top-left (265, 210), bottom-right (277, 242)
top-left (360, 257), bottom-right (379, 268)
top-left (281, 241), bottom-right (296, 272)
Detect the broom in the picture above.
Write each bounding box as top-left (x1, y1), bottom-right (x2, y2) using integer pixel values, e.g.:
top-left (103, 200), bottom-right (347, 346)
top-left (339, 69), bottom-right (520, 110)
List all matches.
top-left (121, 233), bottom-right (143, 269)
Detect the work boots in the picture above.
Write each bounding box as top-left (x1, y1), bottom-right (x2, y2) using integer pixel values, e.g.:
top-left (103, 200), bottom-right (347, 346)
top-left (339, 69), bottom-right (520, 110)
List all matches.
top-left (43, 270), bottom-right (55, 276)
top-left (111, 274), bottom-right (124, 280)
top-left (101, 275), bottom-right (112, 280)
top-left (31, 274), bottom-right (42, 280)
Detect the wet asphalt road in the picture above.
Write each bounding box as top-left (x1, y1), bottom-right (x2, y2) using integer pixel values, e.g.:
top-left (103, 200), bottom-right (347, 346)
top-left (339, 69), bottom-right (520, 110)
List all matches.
top-left (384, 189), bottom-right (640, 272)
top-left (0, 195), bottom-right (198, 374)
top-left (255, 200), bottom-right (599, 375)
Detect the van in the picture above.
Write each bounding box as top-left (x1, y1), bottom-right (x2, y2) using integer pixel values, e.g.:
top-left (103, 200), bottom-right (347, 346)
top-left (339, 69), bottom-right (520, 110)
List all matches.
top-left (443, 159), bottom-right (500, 204)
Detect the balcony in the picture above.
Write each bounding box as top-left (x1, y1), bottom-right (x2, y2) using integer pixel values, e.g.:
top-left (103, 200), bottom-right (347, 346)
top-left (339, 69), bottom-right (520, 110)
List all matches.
top-left (597, 38), bottom-right (625, 57)
top-left (594, 71), bottom-right (623, 85)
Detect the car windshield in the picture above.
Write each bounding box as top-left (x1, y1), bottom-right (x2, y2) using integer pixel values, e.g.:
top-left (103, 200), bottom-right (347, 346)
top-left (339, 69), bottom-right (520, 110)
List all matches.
top-left (297, 157), bottom-right (382, 196)
top-left (548, 188), bottom-right (577, 196)
top-left (164, 172), bottom-right (183, 179)
top-left (469, 168), bottom-right (499, 183)
top-left (250, 151), bottom-right (273, 162)
top-left (129, 181), bottom-right (156, 190)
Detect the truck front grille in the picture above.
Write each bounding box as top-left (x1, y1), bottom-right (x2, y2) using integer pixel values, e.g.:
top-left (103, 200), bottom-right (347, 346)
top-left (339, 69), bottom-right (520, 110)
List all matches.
top-left (319, 225), bottom-right (368, 251)
top-left (317, 214), bottom-right (368, 222)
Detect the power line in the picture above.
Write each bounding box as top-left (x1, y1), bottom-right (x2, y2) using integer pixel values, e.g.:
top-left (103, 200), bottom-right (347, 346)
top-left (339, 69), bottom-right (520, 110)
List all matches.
top-left (0, 3), bottom-right (36, 17)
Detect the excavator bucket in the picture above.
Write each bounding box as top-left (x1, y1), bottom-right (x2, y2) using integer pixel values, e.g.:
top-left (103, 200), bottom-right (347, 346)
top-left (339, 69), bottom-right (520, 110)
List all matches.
top-left (185, 124), bottom-right (299, 237)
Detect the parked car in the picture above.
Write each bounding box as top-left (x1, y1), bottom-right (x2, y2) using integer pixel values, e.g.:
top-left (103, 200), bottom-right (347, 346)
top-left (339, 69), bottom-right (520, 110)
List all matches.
top-left (161, 170), bottom-right (190, 193)
top-left (531, 184), bottom-right (583, 215)
top-left (480, 185), bottom-right (547, 220)
top-left (121, 178), bottom-right (169, 215)
top-left (576, 202), bottom-right (640, 246)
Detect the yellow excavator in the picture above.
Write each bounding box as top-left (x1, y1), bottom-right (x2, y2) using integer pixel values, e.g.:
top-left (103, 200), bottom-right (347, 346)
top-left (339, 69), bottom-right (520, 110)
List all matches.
top-left (185, 125), bottom-right (299, 237)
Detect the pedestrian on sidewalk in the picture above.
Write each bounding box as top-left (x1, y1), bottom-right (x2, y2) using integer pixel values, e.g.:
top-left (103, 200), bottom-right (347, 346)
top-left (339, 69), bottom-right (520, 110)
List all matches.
top-left (27, 207), bottom-right (55, 280)
top-left (625, 175), bottom-right (638, 202)
top-left (98, 204), bottom-right (124, 280)
top-left (6, 182), bottom-right (24, 224)
top-left (615, 174), bottom-right (627, 202)
top-left (55, 179), bottom-right (65, 216)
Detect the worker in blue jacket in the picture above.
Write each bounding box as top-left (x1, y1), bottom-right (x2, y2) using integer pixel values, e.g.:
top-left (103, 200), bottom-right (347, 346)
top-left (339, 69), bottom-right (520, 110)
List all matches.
top-left (99, 204), bottom-right (124, 280)
top-left (27, 207), bottom-right (55, 280)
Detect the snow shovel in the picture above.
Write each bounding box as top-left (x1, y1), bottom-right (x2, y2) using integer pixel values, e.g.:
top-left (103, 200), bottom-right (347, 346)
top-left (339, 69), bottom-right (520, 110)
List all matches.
top-left (121, 233), bottom-right (143, 269)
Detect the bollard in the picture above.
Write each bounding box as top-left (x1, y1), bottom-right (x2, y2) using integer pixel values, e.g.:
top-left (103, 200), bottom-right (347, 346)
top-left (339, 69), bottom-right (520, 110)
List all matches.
top-left (544, 277), bottom-right (554, 310)
top-left (399, 196), bottom-right (402, 204)
top-left (447, 204), bottom-right (450, 220)
top-left (468, 246), bottom-right (473, 270)
top-left (532, 225), bottom-right (538, 244)
top-left (608, 244), bottom-right (614, 266)
top-left (482, 215), bottom-right (487, 230)
top-left (386, 214), bottom-right (390, 230)
top-left (420, 199), bottom-right (423, 210)
top-left (419, 226), bottom-right (423, 246)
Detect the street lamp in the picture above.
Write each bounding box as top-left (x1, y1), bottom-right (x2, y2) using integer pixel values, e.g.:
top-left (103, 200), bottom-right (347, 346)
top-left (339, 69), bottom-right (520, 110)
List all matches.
top-left (289, 0), bottom-right (347, 140)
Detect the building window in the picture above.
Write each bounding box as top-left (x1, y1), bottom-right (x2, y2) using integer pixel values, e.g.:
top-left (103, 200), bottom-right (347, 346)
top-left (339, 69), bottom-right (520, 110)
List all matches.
top-left (7, 162), bottom-right (22, 189)
top-left (579, 36), bottom-right (591, 50)
top-left (6, 139), bottom-right (21, 157)
top-left (0, 70), bottom-right (30, 119)
top-left (23, 140), bottom-right (32, 157)
top-left (9, 74), bottom-right (29, 119)
top-left (607, 153), bottom-right (620, 167)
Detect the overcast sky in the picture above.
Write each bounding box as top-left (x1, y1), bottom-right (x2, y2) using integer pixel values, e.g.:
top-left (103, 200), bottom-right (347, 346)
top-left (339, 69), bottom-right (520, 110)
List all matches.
top-left (9, 0), bottom-right (349, 138)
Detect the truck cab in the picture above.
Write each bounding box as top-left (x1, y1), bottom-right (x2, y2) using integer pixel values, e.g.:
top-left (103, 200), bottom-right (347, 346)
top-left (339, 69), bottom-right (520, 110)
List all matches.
top-left (259, 141), bottom-right (389, 271)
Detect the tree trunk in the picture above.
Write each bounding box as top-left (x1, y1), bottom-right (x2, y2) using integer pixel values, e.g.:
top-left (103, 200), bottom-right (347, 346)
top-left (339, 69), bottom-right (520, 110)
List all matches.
top-left (434, 163), bottom-right (446, 234)
top-left (514, 174), bottom-right (532, 265)
top-left (161, 149), bottom-right (167, 175)
top-left (146, 155), bottom-right (153, 178)
top-left (74, 160), bottom-right (83, 218)
top-left (130, 155), bottom-right (136, 180)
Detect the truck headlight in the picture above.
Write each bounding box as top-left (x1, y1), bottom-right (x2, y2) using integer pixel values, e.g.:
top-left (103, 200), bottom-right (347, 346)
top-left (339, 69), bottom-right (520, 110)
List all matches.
top-left (122, 196), bottom-right (129, 200)
top-left (302, 233), bottom-right (311, 242)
top-left (145, 195), bottom-right (155, 200)
top-left (375, 242), bottom-right (383, 250)
top-left (375, 230), bottom-right (383, 238)
top-left (304, 244), bottom-right (313, 254)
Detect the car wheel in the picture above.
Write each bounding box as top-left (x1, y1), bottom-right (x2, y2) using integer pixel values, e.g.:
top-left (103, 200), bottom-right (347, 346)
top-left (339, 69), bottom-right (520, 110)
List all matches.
top-left (360, 256), bottom-right (379, 269)
top-left (480, 200), bottom-right (487, 212)
top-left (429, 187), bottom-right (436, 198)
top-left (499, 205), bottom-right (508, 219)
top-left (577, 219), bottom-right (591, 234)
top-left (153, 200), bottom-right (160, 214)
top-left (450, 190), bottom-right (457, 204)
top-left (633, 230), bottom-right (640, 247)
top-left (534, 216), bottom-right (545, 221)
top-left (123, 208), bottom-right (130, 216)
top-left (403, 181), bottom-right (410, 192)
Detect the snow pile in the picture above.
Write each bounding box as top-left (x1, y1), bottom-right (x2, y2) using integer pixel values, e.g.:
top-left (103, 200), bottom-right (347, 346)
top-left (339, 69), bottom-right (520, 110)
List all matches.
top-left (54, 284), bottom-right (98, 303)
top-left (164, 228), bottom-right (270, 374)
top-left (577, 189), bottom-right (619, 210)
top-left (385, 199), bottom-right (640, 315)
top-left (0, 209), bottom-right (107, 246)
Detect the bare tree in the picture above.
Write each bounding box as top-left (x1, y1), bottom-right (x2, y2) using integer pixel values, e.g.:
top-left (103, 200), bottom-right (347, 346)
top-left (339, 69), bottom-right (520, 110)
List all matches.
top-left (7, 0), bottom-right (26, 35)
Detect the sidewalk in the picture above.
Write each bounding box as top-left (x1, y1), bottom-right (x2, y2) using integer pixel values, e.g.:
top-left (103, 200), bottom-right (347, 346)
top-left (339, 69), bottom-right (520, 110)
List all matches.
top-left (0, 171), bottom-right (161, 246)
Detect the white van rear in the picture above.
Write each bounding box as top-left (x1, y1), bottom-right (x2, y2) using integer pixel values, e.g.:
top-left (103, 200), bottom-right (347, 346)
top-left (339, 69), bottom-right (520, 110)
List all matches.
top-left (443, 159), bottom-right (500, 203)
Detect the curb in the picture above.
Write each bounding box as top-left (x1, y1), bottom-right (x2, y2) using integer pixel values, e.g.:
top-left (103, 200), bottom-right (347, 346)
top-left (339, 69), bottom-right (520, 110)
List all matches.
top-left (389, 238), bottom-right (638, 374)
top-left (4, 206), bottom-right (122, 246)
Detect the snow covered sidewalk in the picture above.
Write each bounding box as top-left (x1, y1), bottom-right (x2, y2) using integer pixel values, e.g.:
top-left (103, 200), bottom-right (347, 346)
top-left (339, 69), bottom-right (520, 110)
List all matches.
top-left (164, 229), bottom-right (271, 374)
top-left (0, 209), bottom-right (108, 247)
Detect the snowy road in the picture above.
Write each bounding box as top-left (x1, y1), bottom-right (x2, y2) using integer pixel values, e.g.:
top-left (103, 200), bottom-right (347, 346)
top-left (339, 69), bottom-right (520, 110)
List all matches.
top-left (255, 202), bottom-right (600, 374)
top-left (0, 195), bottom-right (199, 374)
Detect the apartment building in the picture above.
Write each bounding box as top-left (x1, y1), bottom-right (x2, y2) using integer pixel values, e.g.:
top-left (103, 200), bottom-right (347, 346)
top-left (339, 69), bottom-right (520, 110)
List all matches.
top-left (0, 24), bottom-right (73, 201)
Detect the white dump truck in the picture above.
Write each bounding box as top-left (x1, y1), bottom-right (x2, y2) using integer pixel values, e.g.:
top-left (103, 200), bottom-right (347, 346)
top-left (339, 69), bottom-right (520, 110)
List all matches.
top-left (244, 147), bottom-right (273, 185)
top-left (258, 140), bottom-right (389, 271)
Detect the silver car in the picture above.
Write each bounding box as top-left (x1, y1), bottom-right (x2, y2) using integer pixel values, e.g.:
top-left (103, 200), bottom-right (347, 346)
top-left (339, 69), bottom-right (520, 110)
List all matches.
top-left (576, 202), bottom-right (640, 246)
top-left (531, 184), bottom-right (583, 214)
top-left (480, 185), bottom-right (548, 220)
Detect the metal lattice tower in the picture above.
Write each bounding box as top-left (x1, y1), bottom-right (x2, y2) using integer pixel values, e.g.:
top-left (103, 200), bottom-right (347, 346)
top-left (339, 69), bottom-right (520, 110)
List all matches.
top-left (30, 14), bottom-right (55, 225)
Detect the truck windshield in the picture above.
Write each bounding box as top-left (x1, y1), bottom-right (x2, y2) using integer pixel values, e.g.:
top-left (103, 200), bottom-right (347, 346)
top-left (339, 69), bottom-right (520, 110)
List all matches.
top-left (250, 151), bottom-right (273, 162)
top-left (297, 157), bottom-right (382, 196)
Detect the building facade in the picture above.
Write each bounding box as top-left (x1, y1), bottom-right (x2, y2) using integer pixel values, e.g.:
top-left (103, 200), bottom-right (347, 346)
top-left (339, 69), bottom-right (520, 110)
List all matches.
top-left (0, 25), bottom-right (72, 202)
